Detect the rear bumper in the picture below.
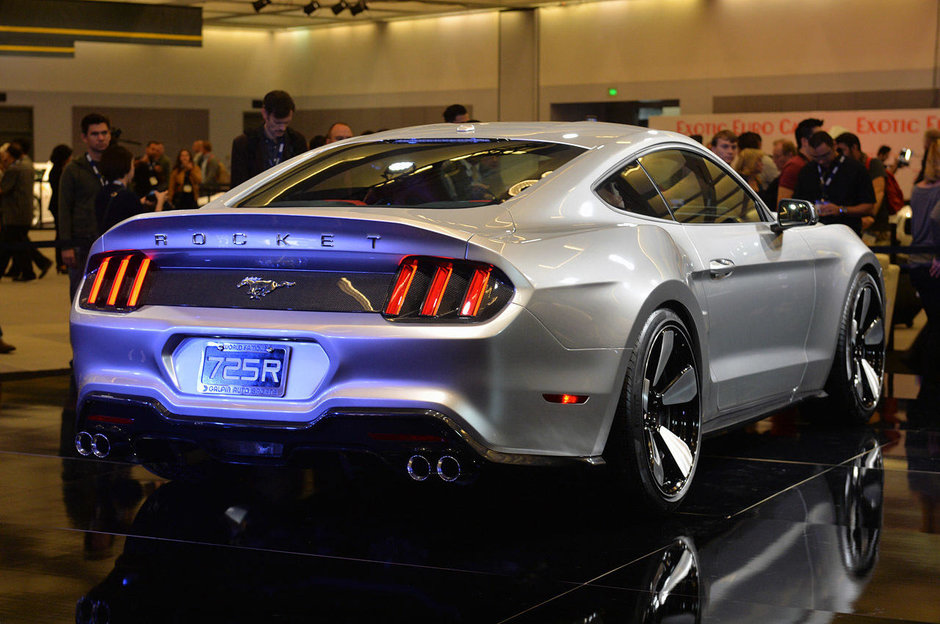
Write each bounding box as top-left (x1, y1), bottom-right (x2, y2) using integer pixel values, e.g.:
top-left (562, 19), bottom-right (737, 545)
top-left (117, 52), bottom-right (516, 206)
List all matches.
top-left (71, 304), bottom-right (627, 459)
top-left (76, 392), bottom-right (601, 469)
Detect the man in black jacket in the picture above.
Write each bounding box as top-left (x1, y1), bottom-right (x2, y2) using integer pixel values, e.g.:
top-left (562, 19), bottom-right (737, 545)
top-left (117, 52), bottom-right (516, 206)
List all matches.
top-left (59, 113), bottom-right (111, 298)
top-left (231, 90), bottom-right (307, 188)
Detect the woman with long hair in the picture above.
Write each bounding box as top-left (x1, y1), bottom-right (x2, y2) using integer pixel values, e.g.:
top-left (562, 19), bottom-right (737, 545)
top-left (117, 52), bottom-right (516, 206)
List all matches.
top-left (733, 148), bottom-right (764, 193)
top-left (168, 148), bottom-right (201, 211)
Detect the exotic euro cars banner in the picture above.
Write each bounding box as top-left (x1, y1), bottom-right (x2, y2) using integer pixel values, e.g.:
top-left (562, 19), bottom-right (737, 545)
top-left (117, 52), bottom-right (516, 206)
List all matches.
top-left (649, 108), bottom-right (940, 194)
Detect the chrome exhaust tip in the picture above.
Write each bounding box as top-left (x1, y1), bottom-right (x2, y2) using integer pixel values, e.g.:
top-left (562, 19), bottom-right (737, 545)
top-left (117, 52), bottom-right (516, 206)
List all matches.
top-left (407, 454), bottom-right (431, 481)
top-left (75, 431), bottom-right (94, 457)
top-left (91, 433), bottom-right (111, 459)
top-left (436, 455), bottom-right (461, 482)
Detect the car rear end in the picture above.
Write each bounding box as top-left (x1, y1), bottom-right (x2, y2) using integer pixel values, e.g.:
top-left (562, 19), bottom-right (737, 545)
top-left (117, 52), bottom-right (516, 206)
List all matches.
top-left (69, 129), bottom-right (624, 480)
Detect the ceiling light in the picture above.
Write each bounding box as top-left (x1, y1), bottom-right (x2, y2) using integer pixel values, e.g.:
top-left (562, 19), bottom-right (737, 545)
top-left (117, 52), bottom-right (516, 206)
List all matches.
top-left (349, 0), bottom-right (367, 15)
top-left (303, 0), bottom-right (319, 14)
top-left (331, 0), bottom-right (348, 14)
top-left (252, 0), bottom-right (271, 12)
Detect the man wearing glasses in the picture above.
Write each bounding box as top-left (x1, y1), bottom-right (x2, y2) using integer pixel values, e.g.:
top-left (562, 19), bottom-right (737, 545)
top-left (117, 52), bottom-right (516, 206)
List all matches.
top-left (792, 131), bottom-right (875, 236)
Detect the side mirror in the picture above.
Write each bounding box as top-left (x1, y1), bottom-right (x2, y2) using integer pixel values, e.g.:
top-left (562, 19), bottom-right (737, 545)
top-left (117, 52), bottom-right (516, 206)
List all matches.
top-left (772, 198), bottom-right (818, 233)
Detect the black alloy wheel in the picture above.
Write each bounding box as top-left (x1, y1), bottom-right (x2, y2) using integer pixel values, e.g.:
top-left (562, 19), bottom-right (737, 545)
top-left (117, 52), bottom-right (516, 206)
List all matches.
top-left (608, 309), bottom-right (702, 513)
top-left (826, 272), bottom-right (886, 424)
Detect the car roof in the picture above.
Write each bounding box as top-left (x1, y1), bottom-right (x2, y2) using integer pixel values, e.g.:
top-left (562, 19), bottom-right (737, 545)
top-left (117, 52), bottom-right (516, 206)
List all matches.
top-left (354, 121), bottom-right (696, 152)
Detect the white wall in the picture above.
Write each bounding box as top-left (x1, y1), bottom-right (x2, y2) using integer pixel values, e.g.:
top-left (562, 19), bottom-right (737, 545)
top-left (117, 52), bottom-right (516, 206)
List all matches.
top-left (539, 0), bottom-right (940, 116)
top-left (1, 0), bottom-right (937, 159)
top-left (1, 14), bottom-right (499, 161)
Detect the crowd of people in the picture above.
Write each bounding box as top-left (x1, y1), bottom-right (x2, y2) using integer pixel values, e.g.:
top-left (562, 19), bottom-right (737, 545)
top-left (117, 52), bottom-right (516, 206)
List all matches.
top-left (2, 102), bottom-right (936, 405)
top-left (704, 120), bottom-right (940, 404)
top-left (0, 92), bottom-right (474, 354)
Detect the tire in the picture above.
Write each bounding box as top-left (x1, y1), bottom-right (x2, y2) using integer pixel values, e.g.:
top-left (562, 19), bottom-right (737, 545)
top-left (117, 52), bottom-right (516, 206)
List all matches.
top-left (824, 272), bottom-right (886, 424)
top-left (607, 309), bottom-right (702, 514)
top-left (635, 536), bottom-right (702, 623)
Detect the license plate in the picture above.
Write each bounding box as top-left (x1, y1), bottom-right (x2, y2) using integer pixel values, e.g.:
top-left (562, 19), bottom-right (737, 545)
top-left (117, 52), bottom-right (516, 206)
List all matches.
top-left (198, 342), bottom-right (290, 397)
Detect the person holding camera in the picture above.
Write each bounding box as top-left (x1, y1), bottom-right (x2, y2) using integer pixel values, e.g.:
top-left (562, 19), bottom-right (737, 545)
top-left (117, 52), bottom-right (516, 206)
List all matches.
top-left (94, 144), bottom-right (165, 233)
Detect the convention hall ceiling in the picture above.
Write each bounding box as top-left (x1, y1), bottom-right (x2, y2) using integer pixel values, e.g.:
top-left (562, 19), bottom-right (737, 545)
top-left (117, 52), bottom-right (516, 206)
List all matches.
top-left (87, 0), bottom-right (567, 29)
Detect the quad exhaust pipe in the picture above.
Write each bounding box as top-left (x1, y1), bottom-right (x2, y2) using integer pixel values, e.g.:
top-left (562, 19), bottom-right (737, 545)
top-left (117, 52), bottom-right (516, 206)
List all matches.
top-left (75, 431), bottom-right (121, 459)
top-left (407, 453), bottom-right (462, 483)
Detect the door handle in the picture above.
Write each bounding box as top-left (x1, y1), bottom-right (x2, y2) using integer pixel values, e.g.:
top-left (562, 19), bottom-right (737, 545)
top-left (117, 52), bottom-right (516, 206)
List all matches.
top-left (709, 258), bottom-right (735, 279)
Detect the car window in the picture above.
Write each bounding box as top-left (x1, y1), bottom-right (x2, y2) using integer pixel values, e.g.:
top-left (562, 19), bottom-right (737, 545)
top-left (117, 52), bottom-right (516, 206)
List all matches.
top-left (595, 162), bottom-right (673, 220)
top-left (638, 149), bottom-right (764, 224)
top-left (237, 140), bottom-right (585, 209)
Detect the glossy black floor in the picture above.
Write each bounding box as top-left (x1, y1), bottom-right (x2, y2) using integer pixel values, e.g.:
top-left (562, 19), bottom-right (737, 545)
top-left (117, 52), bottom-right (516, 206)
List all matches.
top-left (0, 374), bottom-right (938, 623)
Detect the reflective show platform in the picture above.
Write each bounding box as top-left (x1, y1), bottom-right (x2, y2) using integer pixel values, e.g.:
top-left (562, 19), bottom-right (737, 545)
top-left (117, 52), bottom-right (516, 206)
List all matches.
top-left (0, 373), bottom-right (938, 623)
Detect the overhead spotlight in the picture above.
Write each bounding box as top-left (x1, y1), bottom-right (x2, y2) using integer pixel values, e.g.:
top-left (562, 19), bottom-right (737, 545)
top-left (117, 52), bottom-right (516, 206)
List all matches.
top-left (252, 0), bottom-right (271, 12)
top-left (303, 0), bottom-right (319, 14)
top-left (349, 0), bottom-right (367, 15)
top-left (331, 0), bottom-right (348, 14)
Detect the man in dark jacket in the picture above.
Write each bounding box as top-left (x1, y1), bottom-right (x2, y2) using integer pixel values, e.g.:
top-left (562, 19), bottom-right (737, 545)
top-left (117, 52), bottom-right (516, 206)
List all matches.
top-left (59, 112), bottom-right (110, 298)
top-left (230, 90), bottom-right (307, 188)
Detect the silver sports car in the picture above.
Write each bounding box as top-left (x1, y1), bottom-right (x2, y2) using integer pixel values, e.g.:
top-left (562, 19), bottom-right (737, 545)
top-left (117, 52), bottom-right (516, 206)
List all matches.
top-left (70, 122), bottom-right (886, 511)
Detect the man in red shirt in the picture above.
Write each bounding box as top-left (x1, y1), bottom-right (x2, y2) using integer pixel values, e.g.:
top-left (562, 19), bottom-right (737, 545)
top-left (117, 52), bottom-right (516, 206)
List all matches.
top-left (777, 117), bottom-right (823, 205)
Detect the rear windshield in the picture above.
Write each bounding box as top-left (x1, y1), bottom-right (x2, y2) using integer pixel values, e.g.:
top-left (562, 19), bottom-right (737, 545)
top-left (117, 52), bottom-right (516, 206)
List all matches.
top-left (236, 139), bottom-right (586, 208)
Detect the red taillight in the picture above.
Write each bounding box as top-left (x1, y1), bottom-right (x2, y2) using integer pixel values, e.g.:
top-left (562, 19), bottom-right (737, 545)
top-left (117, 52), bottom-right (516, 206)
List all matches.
top-left (420, 262), bottom-right (453, 316)
top-left (82, 252), bottom-right (153, 312)
top-left (386, 258), bottom-right (418, 315)
top-left (107, 255), bottom-right (132, 306)
top-left (460, 267), bottom-right (491, 317)
top-left (126, 257), bottom-right (151, 308)
top-left (87, 256), bottom-right (112, 305)
top-left (383, 256), bottom-right (512, 322)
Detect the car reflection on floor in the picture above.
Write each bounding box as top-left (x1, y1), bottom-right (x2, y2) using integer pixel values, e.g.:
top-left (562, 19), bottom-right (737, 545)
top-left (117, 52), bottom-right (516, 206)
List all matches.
top-left (73, 426), bottom-right (885, 624)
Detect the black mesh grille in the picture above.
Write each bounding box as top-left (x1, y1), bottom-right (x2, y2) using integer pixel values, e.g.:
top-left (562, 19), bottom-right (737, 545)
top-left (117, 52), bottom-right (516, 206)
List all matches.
top-left (144, 269), bottom-right (393, 312)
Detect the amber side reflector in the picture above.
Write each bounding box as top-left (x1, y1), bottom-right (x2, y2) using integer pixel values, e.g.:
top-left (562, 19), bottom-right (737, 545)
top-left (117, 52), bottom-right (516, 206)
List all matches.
top-left (543, 393), bottom-right (589, 405)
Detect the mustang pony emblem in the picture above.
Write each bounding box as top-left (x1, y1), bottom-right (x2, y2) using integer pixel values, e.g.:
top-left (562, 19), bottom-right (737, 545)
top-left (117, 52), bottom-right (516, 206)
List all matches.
top-left (237, 277), bottom-right (296, 299)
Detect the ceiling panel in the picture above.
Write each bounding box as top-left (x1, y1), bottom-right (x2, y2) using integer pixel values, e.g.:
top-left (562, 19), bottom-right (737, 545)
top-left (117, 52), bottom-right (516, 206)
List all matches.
top-left (78, 0), bottom-right (564, 29)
